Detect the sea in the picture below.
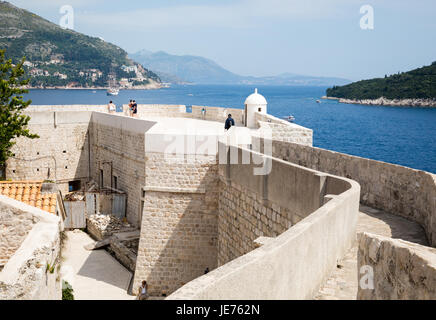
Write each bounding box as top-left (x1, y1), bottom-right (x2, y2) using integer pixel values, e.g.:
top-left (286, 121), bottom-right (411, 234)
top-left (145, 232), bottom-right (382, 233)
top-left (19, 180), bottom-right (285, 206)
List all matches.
top-left (26, 85), bottom-right (436, 174)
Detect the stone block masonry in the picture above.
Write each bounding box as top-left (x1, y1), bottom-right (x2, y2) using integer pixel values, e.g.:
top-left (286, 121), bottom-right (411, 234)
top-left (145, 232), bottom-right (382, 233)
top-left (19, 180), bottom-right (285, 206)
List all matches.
top-left (7, 112), bottom-right (93, 194)
top-left (358, 232), bottom-right (436, 300)
top-left (0, 196), bottom-right (62, 300)
top-left (168, 144), bottom-right (360, 300)
top-left (262, 138), bottom-right (436, 247)
top-left (218, 180), bottom-right (304, 266)
top-left (89, 113), bottom-right (156, 226)
top-left (0, 201), bottom-right (37, 270)
top-left (134, 152), bottom-right (220, 296)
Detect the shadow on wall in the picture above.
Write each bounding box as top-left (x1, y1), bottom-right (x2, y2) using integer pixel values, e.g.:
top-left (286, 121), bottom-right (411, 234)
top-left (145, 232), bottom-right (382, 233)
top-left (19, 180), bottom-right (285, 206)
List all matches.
top-left (134, 159), bottom-right (220, 297)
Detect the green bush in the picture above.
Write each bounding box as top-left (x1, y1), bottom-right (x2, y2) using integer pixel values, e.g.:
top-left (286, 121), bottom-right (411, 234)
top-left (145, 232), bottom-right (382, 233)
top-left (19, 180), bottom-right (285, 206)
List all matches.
top-left (62, 280), bottom-right (75, 300)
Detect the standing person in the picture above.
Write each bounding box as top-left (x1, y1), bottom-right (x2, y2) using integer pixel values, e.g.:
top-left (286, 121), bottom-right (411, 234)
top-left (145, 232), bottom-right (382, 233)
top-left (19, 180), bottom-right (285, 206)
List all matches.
top-left (132, 100), bottom-right (138, 118)
top-left (138, 280), bottom-right (148, 300)
top-left (128, 100), bottom-right (133, 117)
top-left (107, 101), bottom-right (116, 114)
top-left (224, 114), bottom-right (235, 131)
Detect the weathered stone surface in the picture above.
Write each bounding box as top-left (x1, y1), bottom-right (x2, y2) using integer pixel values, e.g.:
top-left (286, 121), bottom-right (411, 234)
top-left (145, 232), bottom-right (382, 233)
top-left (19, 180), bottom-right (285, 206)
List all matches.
top-left (0, 196), bottom-right (61, 300)
top-left (0, 203), bottom-right (36, 270)
top-left (357, 232), bottom-right (436, 300)
top-left (133, 153), bottom-right (220, 297)
top-left (264, 137), bottom-right (436, 247)
top-left (87, 214), bottom-right (134, 241)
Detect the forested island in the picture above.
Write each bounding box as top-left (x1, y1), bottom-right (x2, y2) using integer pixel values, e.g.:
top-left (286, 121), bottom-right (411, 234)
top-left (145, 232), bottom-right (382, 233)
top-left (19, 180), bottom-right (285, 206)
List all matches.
top-left (326, 61), bottom-right (436, 107)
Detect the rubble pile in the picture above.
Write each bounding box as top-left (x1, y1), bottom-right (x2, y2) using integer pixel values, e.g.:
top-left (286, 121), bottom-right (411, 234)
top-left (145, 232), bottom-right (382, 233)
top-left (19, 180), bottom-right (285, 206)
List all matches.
top-left (87, 214), bottom-right (133, 240)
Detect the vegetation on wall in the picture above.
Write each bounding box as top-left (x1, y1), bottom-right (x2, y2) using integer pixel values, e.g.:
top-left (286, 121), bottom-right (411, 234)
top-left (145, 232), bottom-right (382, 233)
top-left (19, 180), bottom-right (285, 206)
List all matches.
top-left (326, 61), bottom-right (436, 100)
top-left (0, 49), bottom-right (38, 174)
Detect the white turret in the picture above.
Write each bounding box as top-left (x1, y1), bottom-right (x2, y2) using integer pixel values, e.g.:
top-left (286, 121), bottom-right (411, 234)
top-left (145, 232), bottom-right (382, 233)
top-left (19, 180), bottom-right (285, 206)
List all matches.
top-left (244, 88), bottom-right (267, 128)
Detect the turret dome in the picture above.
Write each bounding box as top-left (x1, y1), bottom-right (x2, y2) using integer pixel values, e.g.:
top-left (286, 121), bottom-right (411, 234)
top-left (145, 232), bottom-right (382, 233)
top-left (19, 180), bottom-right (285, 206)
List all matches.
top-left (244, 88), bottom-right (267, 105)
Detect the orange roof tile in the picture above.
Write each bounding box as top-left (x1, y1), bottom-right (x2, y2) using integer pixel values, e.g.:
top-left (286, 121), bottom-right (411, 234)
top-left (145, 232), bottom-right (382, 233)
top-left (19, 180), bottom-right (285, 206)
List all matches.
top-left (0, 181), bottom-right (57, 214)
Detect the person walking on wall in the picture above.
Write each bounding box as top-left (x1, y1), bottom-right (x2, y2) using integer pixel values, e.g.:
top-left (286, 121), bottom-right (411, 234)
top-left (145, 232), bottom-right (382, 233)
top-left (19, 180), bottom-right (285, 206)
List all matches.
top-left (138, 280), bottom-right (148, 300)
top-left (225, 114), bottom-right (235, 131)
top-left (132, 100), bottom-right (138, 118)
top-left (108, 101), bottom-right (116, 114)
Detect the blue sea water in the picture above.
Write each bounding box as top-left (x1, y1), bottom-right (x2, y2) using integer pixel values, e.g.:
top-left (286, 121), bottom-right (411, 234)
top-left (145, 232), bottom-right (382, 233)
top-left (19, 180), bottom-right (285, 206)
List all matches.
top-left (26, 85), bottom-right (436, 173)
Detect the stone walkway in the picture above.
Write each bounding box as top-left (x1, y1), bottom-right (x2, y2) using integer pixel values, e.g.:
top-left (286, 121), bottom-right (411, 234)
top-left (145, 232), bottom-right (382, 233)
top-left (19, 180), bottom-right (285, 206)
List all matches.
top-left (61, 230), bottom-right (135, 300)
top-left (314, 205), bottom-right (428, 300)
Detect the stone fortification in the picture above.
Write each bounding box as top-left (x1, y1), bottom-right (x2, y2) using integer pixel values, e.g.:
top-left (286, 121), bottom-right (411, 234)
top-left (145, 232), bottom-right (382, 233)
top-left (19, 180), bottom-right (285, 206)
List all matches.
top-left (6, 111), bottom-right (93, 194)
top-left (0, 196), bottom-right (61, 300)
top-left (168, 143), bottom-right (360, 299)
top-left (259, 138), bottom-right (436, 247)
top-left (133, 152), bottom-right (220, 296)
top-left (358, 232), bottom-right (436, 300)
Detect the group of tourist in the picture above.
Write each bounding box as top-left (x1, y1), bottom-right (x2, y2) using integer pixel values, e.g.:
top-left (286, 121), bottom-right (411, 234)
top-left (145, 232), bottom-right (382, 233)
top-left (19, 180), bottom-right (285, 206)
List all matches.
top-left (107, 100), bottom-right (138, 117)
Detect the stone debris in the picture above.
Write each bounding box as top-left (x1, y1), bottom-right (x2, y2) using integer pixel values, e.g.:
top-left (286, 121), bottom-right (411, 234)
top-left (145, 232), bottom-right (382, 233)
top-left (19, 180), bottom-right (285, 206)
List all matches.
top-left (87, 214), bottom-right (135, 241)
top-left (88, 214), bottom-right (132, 233)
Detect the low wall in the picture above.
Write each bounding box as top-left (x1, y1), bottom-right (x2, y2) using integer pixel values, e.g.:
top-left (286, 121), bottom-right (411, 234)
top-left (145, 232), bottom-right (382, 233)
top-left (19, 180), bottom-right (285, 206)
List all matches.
top-left (168, 144), bottom-right (360, 300)
top-left (0, 196), bottom-right (61, 300)
top-left (357, 232), bottom-right (436, 300)
top-left (191, 106), bottom-right (245, 125)
top-left (25, 105), bottom-right (108, 113)
top-left (0, 201), bottom-right (36, 270)
top-left (261, 138), bottom-right (436, 247)
top-left (254, 112), bottom-right (313, 146)
top-left (122, 104), bottom-right (187, 118)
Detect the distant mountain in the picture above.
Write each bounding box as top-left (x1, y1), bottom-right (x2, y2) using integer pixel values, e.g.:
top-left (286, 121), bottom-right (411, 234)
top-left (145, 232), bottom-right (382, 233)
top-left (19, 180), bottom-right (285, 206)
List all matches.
top-left (0, 1), bottom-right (161, 89)
top-left (130, 49), bottom-right (350, 86)
top-left (130, 50), bottom-right (242, 84)
top-left (326, 62), bottom-right (436, 100)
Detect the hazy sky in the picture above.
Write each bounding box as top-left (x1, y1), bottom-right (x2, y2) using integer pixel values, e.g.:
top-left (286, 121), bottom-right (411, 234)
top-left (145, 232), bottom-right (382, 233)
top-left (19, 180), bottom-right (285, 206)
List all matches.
top-left (9, 0), bottom-right (436, 80)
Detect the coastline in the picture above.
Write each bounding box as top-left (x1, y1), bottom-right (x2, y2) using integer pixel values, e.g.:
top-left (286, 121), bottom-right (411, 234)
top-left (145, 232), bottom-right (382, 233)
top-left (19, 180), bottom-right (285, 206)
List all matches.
top-left (323, 96), bottom-right (436, 108)
top-left (23, 82), bottom-right (166, 91)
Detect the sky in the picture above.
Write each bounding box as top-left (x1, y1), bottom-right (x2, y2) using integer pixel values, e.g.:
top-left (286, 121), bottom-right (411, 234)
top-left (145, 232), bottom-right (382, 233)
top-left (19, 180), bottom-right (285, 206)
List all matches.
top-left (8, 0), bottom-right (436, 81)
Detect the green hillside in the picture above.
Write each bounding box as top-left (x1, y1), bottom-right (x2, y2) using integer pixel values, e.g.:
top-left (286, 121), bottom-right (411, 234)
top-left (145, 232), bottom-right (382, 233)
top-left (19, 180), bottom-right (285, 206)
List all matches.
top-left (326, 62), bottom-right (436, 100)
top-left (0, 1), bottom-right (160, 88)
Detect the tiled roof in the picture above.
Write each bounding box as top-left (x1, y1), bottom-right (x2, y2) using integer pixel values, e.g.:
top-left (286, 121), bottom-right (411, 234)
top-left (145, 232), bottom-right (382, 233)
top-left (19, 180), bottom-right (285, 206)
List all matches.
top-left (0, 181), bottom-right (57, 214)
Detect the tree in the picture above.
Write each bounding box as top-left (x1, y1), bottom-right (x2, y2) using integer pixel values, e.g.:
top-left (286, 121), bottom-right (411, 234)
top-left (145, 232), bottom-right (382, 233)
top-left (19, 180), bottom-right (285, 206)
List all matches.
top-left (0, 49), bottom-right (38, 178)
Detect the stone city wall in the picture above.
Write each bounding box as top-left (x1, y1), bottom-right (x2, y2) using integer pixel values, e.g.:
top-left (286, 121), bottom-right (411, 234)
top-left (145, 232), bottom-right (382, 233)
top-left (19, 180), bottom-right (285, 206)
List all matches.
top-left (89, 112), bottom-right (156, 226)
top-left (357, 232), bottom-right (436, 300)
top-left (0, 199), bottom-right (37, 270)
top-left (134, 152), bottom-right (220, 296)
top-left (7, 111), bottom-right (93, 194)
top-left (254, 112), bottom-right (313, 146)
top-left (122, 104), bottom-right (187, 118)
top-left (0, 196), bottom-right (61, 300)
top-left (191, 106), bottom-right (245, 125)
top-left (259, 138), bottom-right (436, 247)
top-left (26, 105), bottom-right (108, 113)
top-left (168, 144), bottom-right (360, 299)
